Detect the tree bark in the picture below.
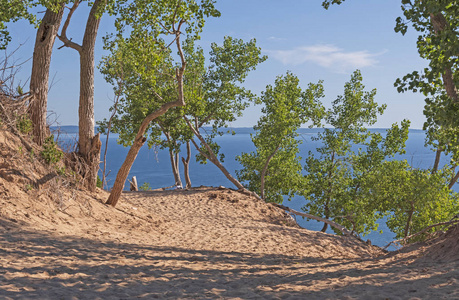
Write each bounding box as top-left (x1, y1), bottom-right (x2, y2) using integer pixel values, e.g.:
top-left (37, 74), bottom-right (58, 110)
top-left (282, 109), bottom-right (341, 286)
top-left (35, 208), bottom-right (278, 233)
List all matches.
top-left (260, 144), bottom-right (281, 199)
top-left (432, 147), bottom-right (442, 173)
top-left (29, 5), bottom-right (65, 145)
top-left (78, 0), bottom-right (104, 191)
top-left (163, 131), bottom-right (182, 188)
top-left (449, 169), bottom-right (459, 189)
top-left (321, 204), bottom-right (330, 232)
top-left (168, 148), bottom-right (182, 188)
top-left (182, 140), bottom-right (192, 189)
top-left (58, 0), bottom-right (104, 191)
top-left (404, 203), bottom-right (415, 238)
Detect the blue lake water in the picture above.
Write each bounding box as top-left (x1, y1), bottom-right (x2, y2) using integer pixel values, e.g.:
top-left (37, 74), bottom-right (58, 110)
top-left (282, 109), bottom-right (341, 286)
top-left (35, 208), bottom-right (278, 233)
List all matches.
top-left (56, 127), bottom-right (453, 249)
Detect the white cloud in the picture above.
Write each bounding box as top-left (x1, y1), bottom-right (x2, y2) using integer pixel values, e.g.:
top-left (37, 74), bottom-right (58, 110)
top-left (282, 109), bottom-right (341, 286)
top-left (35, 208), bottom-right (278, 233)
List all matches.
top-left (266, 44), bottom-right (382, 73)
top-left (267, 36), bottom-right (286, 41)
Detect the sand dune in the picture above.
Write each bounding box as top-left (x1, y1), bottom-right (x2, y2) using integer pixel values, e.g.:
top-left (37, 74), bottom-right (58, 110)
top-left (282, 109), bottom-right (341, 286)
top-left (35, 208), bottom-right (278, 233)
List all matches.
top-left (0, 186), bottom-right (457, 299)
top-left (0, 128), bottom-right (458, 299)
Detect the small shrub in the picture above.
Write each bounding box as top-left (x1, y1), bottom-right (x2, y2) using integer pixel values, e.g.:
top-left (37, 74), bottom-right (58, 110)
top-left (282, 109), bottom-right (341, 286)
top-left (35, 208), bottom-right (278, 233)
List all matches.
top-left (97, 175), bottom-right (103, 188)
top-left (29, 149), bottom-right (35, 162)
top-left (17, 114), bottom-right (32, 134)
top-left (56, 166), bottom-right (66, 176)
top-left (41, 135), bottom-right (63, 165)
top-left (139, 182), bottom-right (152, 191)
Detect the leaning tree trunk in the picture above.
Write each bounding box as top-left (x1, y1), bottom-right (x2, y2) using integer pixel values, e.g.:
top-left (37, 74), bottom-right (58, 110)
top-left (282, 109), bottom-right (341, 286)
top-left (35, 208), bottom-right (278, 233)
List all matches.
top-left (106, 100), bottom-right (186, 206)
top-left (184, 117), bottom-right (258, 199)
top-left (29, 5), bottom-right (65, 145)
top-left (106, 19), bottom-right (187, 207)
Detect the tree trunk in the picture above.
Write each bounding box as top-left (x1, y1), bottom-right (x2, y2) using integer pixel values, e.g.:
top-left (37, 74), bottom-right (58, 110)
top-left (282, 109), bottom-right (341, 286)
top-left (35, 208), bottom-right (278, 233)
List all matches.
top-left (106, 19), bottom-right (187, 207)
top-left (432, 148), bottom-right (442, 174)
top-left (106, 136), bottom-right (146, 205)
top-left (184, 117), bottom-right (251, 193)
top-left (56, 0), bottom-right (103, 191)
top-left (106, 100), bottom-right (186, 206)
top-left (404, 204), bottom-right (415, 238)
top-left (29, 5), bottom-right (65, 145)
top-left (449, 169), bottom-right (459, 189)
top-left (168, 148), bottom-right (182, 188)
top-left (86, 133), bottom-right (101, 191)
top-left (77, 0), bottom-right (104, 191)
top-left (182, 140), bottom-right (192, 189)
top-left (321, 203), bottom-right (330, 232)
top-left (260, 144), bottom-right (281, 199)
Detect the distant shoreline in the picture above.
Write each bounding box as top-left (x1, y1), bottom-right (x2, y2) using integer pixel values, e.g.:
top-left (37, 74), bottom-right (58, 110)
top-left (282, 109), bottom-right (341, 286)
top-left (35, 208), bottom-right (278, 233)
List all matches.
top-left (52, 125), bottom-right (426, 135)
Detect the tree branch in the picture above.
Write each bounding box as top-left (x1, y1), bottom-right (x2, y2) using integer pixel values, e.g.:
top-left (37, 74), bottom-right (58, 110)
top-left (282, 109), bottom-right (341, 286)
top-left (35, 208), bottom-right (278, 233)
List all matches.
top-left (260, 143), bottom-right (281, 199)
top-left (384, 219), bottom-right (459, 249)
top-left (271, 203), bottom-right (353, 236)
top-left (57, 0), bottom-right (83, 53)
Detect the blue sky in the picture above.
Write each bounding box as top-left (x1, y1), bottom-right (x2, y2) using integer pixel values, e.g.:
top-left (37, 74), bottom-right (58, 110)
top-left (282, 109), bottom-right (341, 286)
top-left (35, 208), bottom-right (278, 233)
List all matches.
top-left (7, 0), bottom-right (427, 128)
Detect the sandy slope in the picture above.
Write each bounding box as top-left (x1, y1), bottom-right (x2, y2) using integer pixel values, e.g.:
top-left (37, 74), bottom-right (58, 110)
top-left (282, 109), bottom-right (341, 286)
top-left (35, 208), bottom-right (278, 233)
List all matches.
top-left (0, 186), bottom-right (457, 299)
top-left (0, 128), bottom-right (458, 299)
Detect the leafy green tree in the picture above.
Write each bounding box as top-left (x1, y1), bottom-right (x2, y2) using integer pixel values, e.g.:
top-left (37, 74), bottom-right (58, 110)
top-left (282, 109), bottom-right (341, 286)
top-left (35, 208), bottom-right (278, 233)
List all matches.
top-left (368, 160), bottom-right (459, 240)
top-left (102, 0), bottom-right (220, 206)
top-left (392, 0), bottom-right (459, 186)
top-left (321, 0), bottom-right (459, 241)
top-left (100, 34), bottom-right (266, 193)
top-left (236, 72), bottom-right (325, 202)
top-left (182, 36), bottom-right (267, 192)
top-left (302, 70), bottom-right (410, 235)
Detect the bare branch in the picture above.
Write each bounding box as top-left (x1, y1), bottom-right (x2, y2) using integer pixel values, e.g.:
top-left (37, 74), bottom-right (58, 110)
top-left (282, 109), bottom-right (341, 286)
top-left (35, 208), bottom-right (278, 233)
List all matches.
top-left (272, 203), bottom-right (354, 236)
top-left (58, 0), bottom-right (83, 53)
top-left (384, 219), bottom-right (459, 250)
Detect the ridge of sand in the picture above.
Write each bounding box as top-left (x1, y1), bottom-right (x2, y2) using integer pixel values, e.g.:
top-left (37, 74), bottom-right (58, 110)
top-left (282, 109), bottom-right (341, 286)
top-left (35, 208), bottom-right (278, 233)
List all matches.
top-left (0, 127), bottom-right (458, 299)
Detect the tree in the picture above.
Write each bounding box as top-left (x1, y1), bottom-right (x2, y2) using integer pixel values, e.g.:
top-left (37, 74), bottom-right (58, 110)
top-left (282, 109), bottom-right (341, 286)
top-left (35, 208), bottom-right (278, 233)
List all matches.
top-left (102, 0), bottom-right (220, 206)
top-left (302, 70), bottom-right (410, 235)
top-left (57, 0), bottom-right (110, 191)
top-left (183, 36), bottom-right (267, 193)
top-left (368, 160), bottom-right (459, 240)
top-left (99, 34), bottom-right (266, 193)
top-left (393, 0), bottom-right (459, 187)
top-left (236, 72), bottom-right (325, 202)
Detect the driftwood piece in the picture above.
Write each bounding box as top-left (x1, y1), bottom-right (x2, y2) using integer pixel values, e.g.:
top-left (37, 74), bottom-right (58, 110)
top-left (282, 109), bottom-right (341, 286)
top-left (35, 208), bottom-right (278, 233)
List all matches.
top-left (129, 176), bottom-right (138, 191)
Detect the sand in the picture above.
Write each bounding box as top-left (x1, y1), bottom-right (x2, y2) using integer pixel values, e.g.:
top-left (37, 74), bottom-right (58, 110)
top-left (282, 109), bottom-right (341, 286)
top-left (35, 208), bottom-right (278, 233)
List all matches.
top-left (0, 128), bottom-right (458, 299)
top-left (0, 187), bottom-right (457, 299)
